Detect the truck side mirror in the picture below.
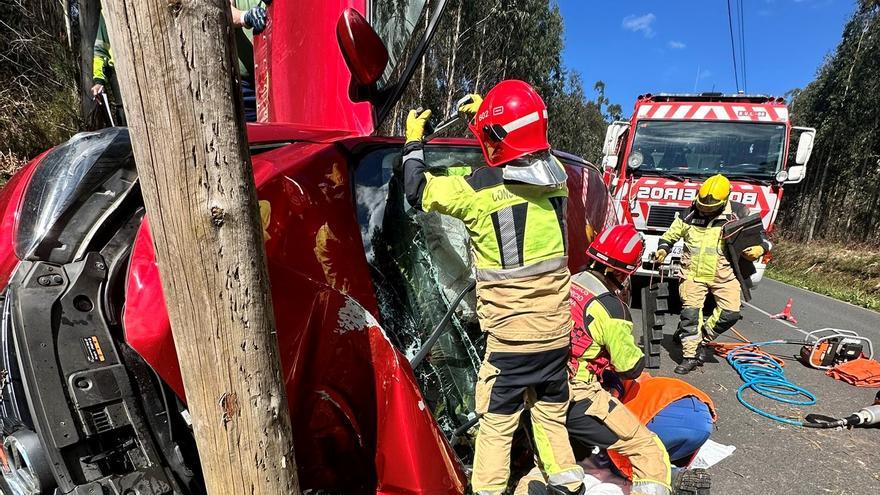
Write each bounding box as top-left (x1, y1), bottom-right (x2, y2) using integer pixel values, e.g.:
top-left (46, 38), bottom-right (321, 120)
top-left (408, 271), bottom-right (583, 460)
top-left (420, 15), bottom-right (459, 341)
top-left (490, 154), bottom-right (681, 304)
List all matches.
top-left (787, 165), bottom-right (806, 183)
top-left (786, 127), bottom-right (816, 184)
top-left (794, 127), bottom-right (816, 165)
top-left (602, 122), bottom-right (630, 157)
top-left (336, 8), bottom-right (389, 88)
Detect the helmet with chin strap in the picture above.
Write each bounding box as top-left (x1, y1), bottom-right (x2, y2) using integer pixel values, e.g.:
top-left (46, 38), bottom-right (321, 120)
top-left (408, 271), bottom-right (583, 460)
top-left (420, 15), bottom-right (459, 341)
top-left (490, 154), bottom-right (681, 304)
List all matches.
top-left (468, 80), bottom-right (550, 167)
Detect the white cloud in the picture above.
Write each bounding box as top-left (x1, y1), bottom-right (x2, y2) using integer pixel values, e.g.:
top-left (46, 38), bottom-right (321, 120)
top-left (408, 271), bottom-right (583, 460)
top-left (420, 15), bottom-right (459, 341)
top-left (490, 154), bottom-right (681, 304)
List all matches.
top-left (668, 40), bottom-right (686, 49)
top-left (698, 69), bottom-right (713, 79)
top-left (622, 13), bottom-right (656, 38)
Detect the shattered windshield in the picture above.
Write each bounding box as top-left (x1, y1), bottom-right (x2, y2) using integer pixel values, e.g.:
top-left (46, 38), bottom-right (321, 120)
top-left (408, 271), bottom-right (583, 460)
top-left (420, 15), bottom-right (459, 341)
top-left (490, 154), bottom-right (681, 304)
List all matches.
top-left (354, 145), bottom-right (484, 460)
top-left (370, 0), bottom-right (428, 88)
top-left (629, 121), bottom-right (786, 179)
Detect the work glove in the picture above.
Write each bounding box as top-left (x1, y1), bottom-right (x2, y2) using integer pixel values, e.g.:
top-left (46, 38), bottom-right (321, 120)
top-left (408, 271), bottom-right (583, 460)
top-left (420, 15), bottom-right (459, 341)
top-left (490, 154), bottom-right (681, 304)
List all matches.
top-left (405, 108), bottom-right (431, 143)
top-left (652, 249), bottom-right (668, 264)
top-left (457, 93), bottom-right (483, 116)
top-left (242, 6), bottom-right (268, 34)
top-left (742, 245), bottom-right (765, 261)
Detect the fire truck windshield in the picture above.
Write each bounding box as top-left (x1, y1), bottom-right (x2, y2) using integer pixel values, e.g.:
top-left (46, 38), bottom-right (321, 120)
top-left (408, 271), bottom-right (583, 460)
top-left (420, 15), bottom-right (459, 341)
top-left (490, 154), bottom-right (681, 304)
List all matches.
top-left (629, 120), bottom-right (787, 179)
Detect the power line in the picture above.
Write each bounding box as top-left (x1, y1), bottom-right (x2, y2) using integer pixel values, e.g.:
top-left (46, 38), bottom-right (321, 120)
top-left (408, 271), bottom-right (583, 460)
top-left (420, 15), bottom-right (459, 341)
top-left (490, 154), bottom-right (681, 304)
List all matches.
top-left (738, 0), bottom-right (748, 92)
top-left (726, 0), bottom-right (741, 92)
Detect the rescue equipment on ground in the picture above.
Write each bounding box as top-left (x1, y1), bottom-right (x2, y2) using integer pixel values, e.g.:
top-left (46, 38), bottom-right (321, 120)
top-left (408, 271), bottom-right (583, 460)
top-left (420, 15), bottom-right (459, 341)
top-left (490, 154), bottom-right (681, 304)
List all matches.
top-left (726, 340), bottom-right (817, 426)
top-left (720, 212), bottom-right (763, 301)
top-left (718, 328), bottom-right (880, 427)
top-left (798, 328), bottom-right (874, 370)
top-left (825, 357), bottom-right (880, 388)
top-left (770, 298), bottom-right (798, 325)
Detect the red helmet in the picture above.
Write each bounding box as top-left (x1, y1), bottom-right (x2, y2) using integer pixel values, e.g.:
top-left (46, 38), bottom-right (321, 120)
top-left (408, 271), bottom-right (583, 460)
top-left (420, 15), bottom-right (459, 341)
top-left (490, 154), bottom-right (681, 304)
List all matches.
top-left (586, 224), bottom-right (645, 275)
top-left (468, 80), bottom-right (550, 167)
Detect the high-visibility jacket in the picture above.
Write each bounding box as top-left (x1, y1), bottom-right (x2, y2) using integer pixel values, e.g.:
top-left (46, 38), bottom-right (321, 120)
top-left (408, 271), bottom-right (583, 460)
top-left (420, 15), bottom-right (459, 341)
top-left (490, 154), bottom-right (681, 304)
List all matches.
top-left (92, 15), bottom-right (112, 85)
top-left (569, 270), bottom-right (644, 383)
top-left (658, 201), bottom-right (770, 283)
top-left (403, 142), bottom-right (571, 341)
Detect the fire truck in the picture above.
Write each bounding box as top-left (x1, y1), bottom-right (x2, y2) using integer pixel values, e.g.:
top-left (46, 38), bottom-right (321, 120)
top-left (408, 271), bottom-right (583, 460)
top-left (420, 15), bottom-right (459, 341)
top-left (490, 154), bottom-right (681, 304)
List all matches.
top-left (599, 93), bottom-right (816, 283)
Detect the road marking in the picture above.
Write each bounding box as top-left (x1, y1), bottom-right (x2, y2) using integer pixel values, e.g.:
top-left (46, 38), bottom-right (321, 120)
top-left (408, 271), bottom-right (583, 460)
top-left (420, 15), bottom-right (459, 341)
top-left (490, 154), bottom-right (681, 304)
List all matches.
top-left (743, 301), bottom-right (811, 337)
top-left (769, 279), bottom-right (880, 317)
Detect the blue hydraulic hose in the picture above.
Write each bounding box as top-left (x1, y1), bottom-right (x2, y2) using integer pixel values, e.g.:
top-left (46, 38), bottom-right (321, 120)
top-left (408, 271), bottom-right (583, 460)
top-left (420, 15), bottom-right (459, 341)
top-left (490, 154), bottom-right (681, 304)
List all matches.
top-left (727, 340), bottom-right (816, 426)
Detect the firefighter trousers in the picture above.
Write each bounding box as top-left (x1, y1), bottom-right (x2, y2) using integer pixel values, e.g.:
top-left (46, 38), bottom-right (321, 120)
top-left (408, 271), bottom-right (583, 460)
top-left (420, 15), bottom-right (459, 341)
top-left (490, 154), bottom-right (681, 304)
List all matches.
top-left (677, 277), bottom-right (742, 358)
top-left (472, 335), bottom-right (584, 495)
top-left (566, 381), bottom-right (671, 494)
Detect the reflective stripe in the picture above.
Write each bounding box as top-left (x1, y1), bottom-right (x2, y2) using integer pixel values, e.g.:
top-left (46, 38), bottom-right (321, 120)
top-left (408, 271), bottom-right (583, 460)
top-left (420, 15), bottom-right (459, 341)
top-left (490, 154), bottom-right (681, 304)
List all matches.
top-left (502, 110), bottom-right (541, 133)
top-left (631, 481), bottom-right (672, 495)
top-left (547, 467), bottom-right (587, 486)
top-left (402, 146), bottom-right (424, 163)
top-left (495, 206), bottom-right (520, 267)
top-left (477, 257), bottom-right (568, 281)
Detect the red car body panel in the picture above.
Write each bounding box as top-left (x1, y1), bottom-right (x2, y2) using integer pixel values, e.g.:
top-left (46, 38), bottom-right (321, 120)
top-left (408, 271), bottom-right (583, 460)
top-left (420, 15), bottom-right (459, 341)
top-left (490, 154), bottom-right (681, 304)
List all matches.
top-left (123, 139), bottom-right (466, 493)
top-left (0, 155), bottom-right (41, 287)
top-left (254, 0), bottom-right (375, 134)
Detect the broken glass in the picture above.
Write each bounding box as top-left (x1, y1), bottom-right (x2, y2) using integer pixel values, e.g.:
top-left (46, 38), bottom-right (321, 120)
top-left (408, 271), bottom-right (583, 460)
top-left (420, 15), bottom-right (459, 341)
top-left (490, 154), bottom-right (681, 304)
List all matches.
top-left (353, 146), bottom-right (617, 462)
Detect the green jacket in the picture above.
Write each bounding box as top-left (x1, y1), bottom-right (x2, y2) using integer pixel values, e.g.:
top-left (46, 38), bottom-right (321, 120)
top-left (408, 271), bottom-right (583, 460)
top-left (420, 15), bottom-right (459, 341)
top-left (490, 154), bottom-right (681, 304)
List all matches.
top-left (569, 270), bottom-right (644, 383)
top-left (92, 15), bottom-right (112, 85)
top-left (658, 201), bottom-right (770, 283)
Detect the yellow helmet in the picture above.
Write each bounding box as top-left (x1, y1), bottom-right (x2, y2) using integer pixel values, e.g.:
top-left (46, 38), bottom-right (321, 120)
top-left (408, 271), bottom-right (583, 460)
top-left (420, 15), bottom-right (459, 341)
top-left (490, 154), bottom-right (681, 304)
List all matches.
top-left (696, 174), bottom-right (731, 209)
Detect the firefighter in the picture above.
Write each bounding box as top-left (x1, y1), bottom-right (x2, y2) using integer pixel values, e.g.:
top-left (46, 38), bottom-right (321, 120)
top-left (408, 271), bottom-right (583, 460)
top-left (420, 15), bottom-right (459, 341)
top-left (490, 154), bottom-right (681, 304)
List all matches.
top-left (90, 14), bottom-right (125, 126)
top-left (653, 174), bottom-right (771, 375)
top-left (564, 224), bottom-right (673, 495)
top-left (403, 80), bottom-right (584, 495)
top-left (91, 1), bottom-right (269, 124)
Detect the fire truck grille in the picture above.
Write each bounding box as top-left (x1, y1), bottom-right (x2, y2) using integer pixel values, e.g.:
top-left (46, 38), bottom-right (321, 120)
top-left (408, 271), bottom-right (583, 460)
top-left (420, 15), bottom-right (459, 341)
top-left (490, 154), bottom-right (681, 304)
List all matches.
top-left (646, 206), bottom-right (688, 229)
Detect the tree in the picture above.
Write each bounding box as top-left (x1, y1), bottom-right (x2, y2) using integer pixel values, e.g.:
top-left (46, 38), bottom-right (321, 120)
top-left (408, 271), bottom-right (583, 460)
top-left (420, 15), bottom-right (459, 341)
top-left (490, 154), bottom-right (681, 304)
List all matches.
top-left (381, 0), bottom-right (620, 162)
top-left (778, 2), bottom-right (880, 244)
top-left (101, 0), bottom-right (300, 493)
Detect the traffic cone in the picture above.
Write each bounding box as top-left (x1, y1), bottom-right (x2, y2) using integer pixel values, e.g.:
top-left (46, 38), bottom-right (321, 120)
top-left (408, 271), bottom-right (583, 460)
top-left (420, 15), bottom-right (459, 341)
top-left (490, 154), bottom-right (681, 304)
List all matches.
top-left (770, 298), bottom-right (798, 325)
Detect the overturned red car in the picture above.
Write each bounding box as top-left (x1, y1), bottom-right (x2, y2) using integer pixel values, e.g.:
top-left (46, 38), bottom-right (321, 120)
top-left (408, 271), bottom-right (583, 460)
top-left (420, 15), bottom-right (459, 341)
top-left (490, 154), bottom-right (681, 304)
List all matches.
top-left (0, 1), bottom-right (618, 494)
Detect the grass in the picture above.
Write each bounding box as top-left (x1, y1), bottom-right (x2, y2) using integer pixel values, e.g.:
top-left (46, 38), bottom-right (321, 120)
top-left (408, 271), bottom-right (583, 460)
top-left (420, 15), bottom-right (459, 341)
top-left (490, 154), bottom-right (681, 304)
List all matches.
top-left (765, 238), bottom-right (880, 311)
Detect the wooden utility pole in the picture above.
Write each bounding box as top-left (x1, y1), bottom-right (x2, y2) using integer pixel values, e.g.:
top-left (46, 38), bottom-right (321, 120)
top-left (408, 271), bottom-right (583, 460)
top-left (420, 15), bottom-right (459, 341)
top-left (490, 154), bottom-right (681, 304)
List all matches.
top-left (101, 1), bottom-right (300, 494)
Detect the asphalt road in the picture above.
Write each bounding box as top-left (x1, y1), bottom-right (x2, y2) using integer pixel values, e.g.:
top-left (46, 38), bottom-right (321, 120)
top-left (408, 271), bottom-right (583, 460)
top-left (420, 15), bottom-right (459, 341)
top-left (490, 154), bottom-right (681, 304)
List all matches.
top-left (631, 278), bottom-right (880, 495)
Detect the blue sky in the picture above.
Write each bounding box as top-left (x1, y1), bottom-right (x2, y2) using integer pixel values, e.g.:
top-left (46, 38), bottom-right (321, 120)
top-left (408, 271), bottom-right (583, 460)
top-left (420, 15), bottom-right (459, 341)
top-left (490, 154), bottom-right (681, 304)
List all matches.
top-left (555, 0), bottom-right (856, 116)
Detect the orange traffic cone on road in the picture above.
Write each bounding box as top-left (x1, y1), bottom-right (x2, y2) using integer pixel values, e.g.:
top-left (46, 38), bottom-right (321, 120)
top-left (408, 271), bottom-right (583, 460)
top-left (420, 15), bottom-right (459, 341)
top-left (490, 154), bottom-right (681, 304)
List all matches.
top-left (770, 298), bottom-right (798, 325)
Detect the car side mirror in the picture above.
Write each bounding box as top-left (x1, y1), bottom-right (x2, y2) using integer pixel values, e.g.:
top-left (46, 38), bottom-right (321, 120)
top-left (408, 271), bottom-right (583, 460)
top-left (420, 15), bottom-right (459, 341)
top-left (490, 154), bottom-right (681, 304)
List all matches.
top-left (336, 8), bottom-right (389, 88)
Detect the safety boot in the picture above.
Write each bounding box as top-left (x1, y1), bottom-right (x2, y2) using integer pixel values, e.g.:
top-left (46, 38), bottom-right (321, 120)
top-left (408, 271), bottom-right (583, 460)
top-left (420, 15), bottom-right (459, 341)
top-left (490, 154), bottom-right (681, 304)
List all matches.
top-left (696, 342), bottom-right (712, 364)
top-left (672, 468), bottom-right (711, 495)
top-left (674, 357), bottom-right (702, 375)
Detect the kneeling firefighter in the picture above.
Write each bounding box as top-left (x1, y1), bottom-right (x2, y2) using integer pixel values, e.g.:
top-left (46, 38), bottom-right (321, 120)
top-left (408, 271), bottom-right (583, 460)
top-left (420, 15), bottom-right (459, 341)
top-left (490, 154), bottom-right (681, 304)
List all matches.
top-left (403, 80), bottom-right (584, 494)
top-left (653, 175), bottom-right (771, 375)
top-left (565, 225), bottom-right (671, 495)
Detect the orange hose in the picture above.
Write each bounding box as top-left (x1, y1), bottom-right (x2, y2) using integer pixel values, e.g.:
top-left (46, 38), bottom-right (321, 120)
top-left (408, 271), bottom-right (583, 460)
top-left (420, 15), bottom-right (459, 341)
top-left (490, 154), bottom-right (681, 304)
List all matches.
top-left (707, 327), bottom-right (786, 367)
